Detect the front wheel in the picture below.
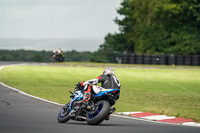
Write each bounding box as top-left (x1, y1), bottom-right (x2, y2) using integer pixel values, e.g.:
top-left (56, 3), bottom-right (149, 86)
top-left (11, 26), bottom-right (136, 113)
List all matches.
top-left (57, 104), bottom-right (71, 123)
top-left (86, 100), bottom-right (110, 125)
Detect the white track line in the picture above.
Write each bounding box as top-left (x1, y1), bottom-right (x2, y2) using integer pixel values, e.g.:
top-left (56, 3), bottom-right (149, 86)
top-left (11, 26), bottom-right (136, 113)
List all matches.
top-left (111, 114), bottom-right (180, 126)
top-left (141, 115), bottom-right (176, 120)
top-left (0, 64), bottom-right (64, 106)
top-left (0, 65), bottom-right (4, 70)
top-left (117, 112), bottom-right (142, 115)
top-left (182, 122), bottom-right (200, 127)
top-left (0, 82), bottom-right (64, 106)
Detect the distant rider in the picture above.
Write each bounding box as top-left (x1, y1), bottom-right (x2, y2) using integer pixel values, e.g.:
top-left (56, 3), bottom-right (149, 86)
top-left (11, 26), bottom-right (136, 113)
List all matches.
top-left (57, 48), bottom-right (63, 55)
top-left (52, 48), bottom-right (65, 62)
top-left (52, 50), bottom-right (56, 59)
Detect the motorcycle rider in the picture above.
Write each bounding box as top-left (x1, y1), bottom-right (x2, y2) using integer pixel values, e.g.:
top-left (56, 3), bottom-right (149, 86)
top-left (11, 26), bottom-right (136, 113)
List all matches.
top-left (52, 48), bottom-right (65, 62)
top-left (57, 48), bottom-right (63, 55)
top-left (52, 50), bottom-right (57, 59)
top-left (70, 68), bottom-right (121, 120)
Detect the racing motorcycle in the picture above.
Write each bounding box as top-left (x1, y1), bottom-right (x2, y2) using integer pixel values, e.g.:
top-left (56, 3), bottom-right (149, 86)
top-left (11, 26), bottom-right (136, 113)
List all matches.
top-left (57, 83), bottom-right (120, 125)
top-left (52, 53), bottom-right (65, 62)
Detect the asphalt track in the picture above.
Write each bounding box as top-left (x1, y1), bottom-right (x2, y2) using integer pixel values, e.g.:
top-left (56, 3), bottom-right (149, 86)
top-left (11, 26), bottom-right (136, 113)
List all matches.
top-left (0, 62), bottom-right (199, 133)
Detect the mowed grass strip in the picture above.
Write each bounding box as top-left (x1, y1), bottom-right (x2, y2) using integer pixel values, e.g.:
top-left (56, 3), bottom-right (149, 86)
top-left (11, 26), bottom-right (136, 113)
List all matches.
top-left (0, 65), bottom-right (200, 122)
top-left (54, 62), bottom-right (200, 69)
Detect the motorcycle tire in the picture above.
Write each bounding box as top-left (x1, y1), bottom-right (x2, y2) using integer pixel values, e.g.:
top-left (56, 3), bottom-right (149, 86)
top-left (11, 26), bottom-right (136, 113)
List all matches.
top-left (86, 100), bottom-right (110, 125)
top-left (57, 105), bottom-right (71, 123)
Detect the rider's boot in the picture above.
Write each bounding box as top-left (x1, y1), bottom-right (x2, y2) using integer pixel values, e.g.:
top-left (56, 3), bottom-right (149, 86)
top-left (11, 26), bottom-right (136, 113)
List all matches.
top-left (110, 106), bottom-right (116, 114)
top-left (105, 114), bottom-right (110, 120)
top-left (105, 106), bottom-right (116, 120)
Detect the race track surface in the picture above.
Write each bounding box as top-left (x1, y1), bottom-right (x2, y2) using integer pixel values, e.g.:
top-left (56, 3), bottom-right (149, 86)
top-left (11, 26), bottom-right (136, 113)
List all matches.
top-left (0, 62), bottom-right (199, 133)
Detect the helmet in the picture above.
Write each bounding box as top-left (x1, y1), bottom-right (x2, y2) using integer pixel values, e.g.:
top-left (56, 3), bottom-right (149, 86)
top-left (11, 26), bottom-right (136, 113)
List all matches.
top-left (103, 68), bottom-right (115, 75)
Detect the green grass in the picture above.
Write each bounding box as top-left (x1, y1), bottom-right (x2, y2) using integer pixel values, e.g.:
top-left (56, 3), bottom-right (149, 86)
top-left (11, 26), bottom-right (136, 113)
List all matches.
top-left (53, 62), bottom-right (200, 69)
top-left (0, 64), bottom-right (200, 122)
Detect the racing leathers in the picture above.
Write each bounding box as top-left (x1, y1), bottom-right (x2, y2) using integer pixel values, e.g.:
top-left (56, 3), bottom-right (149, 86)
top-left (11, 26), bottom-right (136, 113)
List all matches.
top-left (76, 74), bottom-right (121, 106)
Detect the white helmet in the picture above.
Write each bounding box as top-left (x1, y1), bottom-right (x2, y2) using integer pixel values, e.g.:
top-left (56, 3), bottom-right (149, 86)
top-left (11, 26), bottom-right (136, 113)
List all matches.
top-left (103, 68), bottom-right (115, 75)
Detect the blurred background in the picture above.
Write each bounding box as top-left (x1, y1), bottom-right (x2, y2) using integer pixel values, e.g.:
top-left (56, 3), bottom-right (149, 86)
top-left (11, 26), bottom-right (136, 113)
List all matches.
top-left (0, 0), bottom-right (200, 65)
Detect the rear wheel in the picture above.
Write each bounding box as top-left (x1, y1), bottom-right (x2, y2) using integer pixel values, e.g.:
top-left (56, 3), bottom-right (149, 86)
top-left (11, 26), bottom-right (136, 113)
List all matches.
top-left (86, 100), bottom-right (110, 125)
top-left (57, 104), bottom-right (71, 123)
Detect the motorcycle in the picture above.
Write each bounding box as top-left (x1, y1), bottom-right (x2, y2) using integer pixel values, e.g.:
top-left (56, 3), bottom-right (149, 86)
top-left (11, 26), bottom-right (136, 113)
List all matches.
top-left (55, 54), bottom-right (64, 62)
top-left (57, 83), bottom-right (120, 125)
top-left (52, 53), bottom-right (65, 62)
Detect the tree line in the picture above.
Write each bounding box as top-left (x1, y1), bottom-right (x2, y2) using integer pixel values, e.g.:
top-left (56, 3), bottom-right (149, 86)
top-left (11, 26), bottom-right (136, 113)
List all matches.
top-left (1, 0), bottom-right (200, 63)
top-left (92, 0), bottom-right (200, 62)
top-left (0, 50), bottom-right (93, 62)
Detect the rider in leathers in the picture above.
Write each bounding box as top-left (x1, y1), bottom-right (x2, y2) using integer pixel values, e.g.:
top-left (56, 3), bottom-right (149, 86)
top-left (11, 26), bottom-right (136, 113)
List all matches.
top-left (71, 68), bottom-right (121, 120)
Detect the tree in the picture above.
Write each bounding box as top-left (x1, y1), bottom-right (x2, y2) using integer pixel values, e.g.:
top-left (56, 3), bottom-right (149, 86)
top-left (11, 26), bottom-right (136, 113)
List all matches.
top-left (0, 50), bottom-right (93, 62)
top-left (139, 0), bottom-right (200, 55)
top-left (100, 0), bottom-right (135, 53)
top-left (99, 0), bottom-right (200, 55)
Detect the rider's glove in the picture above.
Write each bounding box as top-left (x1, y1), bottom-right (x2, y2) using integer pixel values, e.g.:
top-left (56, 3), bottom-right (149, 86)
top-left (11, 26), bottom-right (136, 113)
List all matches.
top-left (77, 81), bottom-right (84, 90)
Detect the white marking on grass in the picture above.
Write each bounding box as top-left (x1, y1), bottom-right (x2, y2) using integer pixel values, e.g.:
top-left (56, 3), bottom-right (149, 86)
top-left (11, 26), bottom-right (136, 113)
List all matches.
top-left (141, 115), bottom-right (175, 120)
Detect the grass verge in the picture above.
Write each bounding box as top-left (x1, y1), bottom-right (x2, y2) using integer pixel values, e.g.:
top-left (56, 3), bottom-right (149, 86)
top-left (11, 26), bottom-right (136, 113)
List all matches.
top-left (52, 62), bottom-right (200, 69)
top-left (0, 64), bottom-right (200, 122)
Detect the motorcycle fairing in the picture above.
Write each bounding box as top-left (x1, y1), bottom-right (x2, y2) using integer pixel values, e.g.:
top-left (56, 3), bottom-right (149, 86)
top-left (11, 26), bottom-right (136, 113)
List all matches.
top-left (94, 89), bottom-right (120, 97)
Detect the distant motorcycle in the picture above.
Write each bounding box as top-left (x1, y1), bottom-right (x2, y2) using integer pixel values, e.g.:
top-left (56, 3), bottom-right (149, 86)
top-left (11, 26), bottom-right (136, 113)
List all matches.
top-left (52, 53), bottom-right (64, 62)
top-left (57, 83), bottom-right (120, 125)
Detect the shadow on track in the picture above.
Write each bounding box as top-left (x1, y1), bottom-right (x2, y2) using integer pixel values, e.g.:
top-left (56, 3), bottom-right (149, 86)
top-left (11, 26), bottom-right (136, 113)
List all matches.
top-left (61, 121), bottom-right (138, 127)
